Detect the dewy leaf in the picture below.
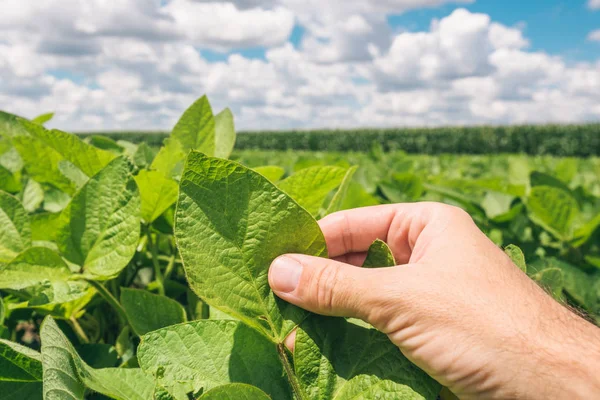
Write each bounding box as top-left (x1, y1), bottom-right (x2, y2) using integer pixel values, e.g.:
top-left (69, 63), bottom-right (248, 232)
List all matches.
top-left (0, 247), bottom-right (89, 306)
top-left (56, 157), bottom-right (141, 278)
top-left (175, 152), bottom-right (327, 342)
top-left (120, 288), bottom-right (187, 336)
top-left (0, 339), bottom-right (43, 381)
top-left (324, 166), bottom-right (358, 216)
top-left (134, 170), bottom-right (178, 223)
top-left (214, 108), bottom-right (236, 159)
top-left (362, 239), bottom-right (396, 268)
top-left (138, 320), bottom-right (291, 399)
top-left (0, 191), bottom-right (31, 263)
top-left (254, 166), bottom-right (285, 183)
top-left (504, 244), bottom-right (527, 273)
top-left (198, 384), bottom-right (271, 400)
top-left (294, 316), bottom-right (440, 400)
top-left (278, 166), bottom-right (348, 216)
top-left (18, 120), bottom-right (116, 179)
top-left (527, 186), bottom-right (579, 241)
top-left (32, 113), bottom-right (54, 125)
top-left (41, 316), bottom-right (154, 400)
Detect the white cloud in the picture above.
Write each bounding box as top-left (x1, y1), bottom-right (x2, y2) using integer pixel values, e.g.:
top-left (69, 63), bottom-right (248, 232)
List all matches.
top-left (588, 0), bottom-right (600, 10)
top-left (588, 29), bottom-right (600, 42)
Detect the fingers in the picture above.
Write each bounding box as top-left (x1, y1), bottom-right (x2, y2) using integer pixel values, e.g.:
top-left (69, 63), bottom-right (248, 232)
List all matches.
top-left (269, 253), bottom-right (386, 320)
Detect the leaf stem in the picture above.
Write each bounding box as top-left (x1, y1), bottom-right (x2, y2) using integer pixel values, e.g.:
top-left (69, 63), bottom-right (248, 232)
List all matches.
top-left (145, 226), bottom-right (165, 296)
top-left (87, 279), bottom-right (128, 326)
top-left (277, 343), bottom-right (307, 400)
top-left (163, 254), bottom-right (177, 281)
top-left (69, 316), bottom-right (90, 344)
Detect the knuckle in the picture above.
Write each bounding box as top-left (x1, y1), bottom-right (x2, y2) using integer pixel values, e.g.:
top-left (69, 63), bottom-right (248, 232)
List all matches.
top-left (312, 262), bottom-right (341, 313)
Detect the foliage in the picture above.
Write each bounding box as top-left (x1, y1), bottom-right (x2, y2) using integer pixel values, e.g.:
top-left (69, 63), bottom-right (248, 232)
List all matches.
top-left (0, 96), bottom-right (599, 399)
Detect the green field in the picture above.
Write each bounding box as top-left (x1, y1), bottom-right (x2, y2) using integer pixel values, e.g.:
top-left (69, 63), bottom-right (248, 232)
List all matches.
top-left (1, 98), bottom-right (599, 399)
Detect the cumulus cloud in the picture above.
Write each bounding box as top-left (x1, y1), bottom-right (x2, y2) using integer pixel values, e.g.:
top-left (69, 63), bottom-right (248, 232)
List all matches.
top-left (588, 30), bottom-right (600, 42)
top-left (589, 0), bottom-right (600, 10)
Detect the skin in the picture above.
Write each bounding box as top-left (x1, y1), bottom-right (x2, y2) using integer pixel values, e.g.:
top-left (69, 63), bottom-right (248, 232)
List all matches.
top-left (268, 202), bottom-right (600, 399)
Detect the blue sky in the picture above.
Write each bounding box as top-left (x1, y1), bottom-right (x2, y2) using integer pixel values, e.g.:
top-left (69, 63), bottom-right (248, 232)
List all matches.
top-left (0, 0), bottom-right (598, 131)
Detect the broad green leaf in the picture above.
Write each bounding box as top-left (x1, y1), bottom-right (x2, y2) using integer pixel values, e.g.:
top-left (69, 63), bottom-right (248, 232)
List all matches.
top-left (278, 166), bottom-right (348, 216)
top-left (0, 146), bottom-right (24, 173)
top-left (132, 142), bottom-right (155, 169)
top-left (56, 157), bottom-right (140, 278)
top-left (32, 113), bottom-right (54, 125)
top-left (214, 108), bottom-right (236, 159)
top-left (0, 191), bottom-right (31, 263)
top-left (173, 95), bottom-right (215, 155)
top-left (150, 138), bottom-right (186, 178)
top-left (504, 244), bottom-right (527, 273)
top-left (41, 317), bottom-right (155, 400)
top-left (254, 166), bottom-right (285, 183)
top-left (120, 288), bottom-right (187, 336)
top-left (571, 213), bottom-right (600, 248)
top-left (481, 192), bottom-right (514, 220)
top-left (0, 381), bottom-right (43, 400)
top-left (530, 171), bottom-right (571, 193)
top-left (341, 181), bottom-right (379, 210)
top-left (134, 170), bottom-right (178, 223)
top-left (31, 213), bottom-right (62, 242)
top-left (138, 320), bottom-right (291, 398)
top-left (324, 166), bottom-right (358, 216)
top-left (0, 247), bottom-right (89, 305)
top-left (379, 173), bottom-right (424, 203)
top-left (21, 179), bottom-right (44, 213)
top-left (43, 188), bottom-right (71, 213)
top-left (533, 268), bottom-right (563, 299)
top-left (0, 111), bottom-right (26, 138)
top-left (18, 120), bottom-right (116, 179)
top-left (527, 186), bottom-right (579, 241)
top-left (175, 152), bottom-right (327, 342)
top-left (294, 316), bottom-right (440, 400)
top-left (586, 255), bottom-right (600, 270)
top-left (0, 339), bottom-right (42, 381)
top-left (362, 239), bottom-right (396, 268)
top-left (89, 136), bottom-right (124, 154)
top-left (198, 384), bottom-right (271, 400)
top-left (0, 165), bottom-right (20, 193)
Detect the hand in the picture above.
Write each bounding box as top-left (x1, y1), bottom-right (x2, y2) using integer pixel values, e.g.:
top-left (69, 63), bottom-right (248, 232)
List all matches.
top-left (268, 203), bottom-right (600, 399)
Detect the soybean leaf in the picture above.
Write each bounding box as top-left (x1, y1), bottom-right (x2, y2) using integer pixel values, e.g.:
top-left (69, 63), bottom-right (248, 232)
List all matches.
top-left (138, 320), bottom-right (291, 398)
top-left (533, 268), bottom-right (564, 299)
top-left (0, 381), bottom-right (43, 400)
top-left (32, 113), bottom-right (54, 125)
top-left (254, 166), bottom-right (285, 183)
top-left (31, 213), bottom-right (62, 242)
top-left (527, 186), bottom-right (579, 241)
top-left (0, 191), bottom-right (31, 263)
top-left (41, 317), bottom-right (154, 400)
top-left (175, 152), bottom-right (327, 342)
top-left (341, 181), bottom-right (379, 210)
top-left (504, 244), bottom-right (527, 273)
top-left (150, 138), bottom-right (186, 179)
top-left (0, 165), bottom-right (20, 193)
top-left (214, 108), bottom-right (236, 159)
top-left (0, 111), bottom-right (27, 138)
top-left (294, 316), bottom-right (440, 400)
top-left (0, 339), bottom-right (43, 381)
top-left (0, 247), bottom-right (90, 305)
top-left (132, 142), bottom-right (155, 169)
top-left (278, 166), bottom-right (348, 216)
top-left (324, 166), bottom-right (358, 216)
top-left (43, 188), bottom-right (71, 213)
top-left (120, 288), bottom-right (187, 336)
top-left (76, 344), bottom-right (118, 369)
top-left (21, 179), bottom-right (44, 213)
top-left (481, 192), bottom-right (514, 220)
top-left (134, 170), bottom-right (178, 223)
top-left (571, 213), bottom-right (600, 248)
top-left (362, 239), bottom-right (396, 268)
top-left (530, 171), bottom-right (571, 193)
top-left (198, 384), bottom-right (271, 400)
top-left (56, 157), bottom-right (140, 278)
top-left (379, 173), bottom-right (424, 203)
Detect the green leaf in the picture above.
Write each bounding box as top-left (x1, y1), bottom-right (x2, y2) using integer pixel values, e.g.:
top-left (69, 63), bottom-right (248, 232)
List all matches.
top-left (294, 315), bottom-right (440, 400)
top-left (530, 171), bottom-right (571, 193)
top-left (31, 213), bottom-right (62, 242)
top-left (254, 166), bottom-right (285, 183)
top-left (504, 244), bottom-right (527, 273)
top-left (0, 381), bottom-right (43, 400)
top-left (18, 120), bottom-right (116, 179)
top-left (173, 96), bottom-right (215, 155)
top-left (0, 247), bottom-right (89, 305)
top-left (362, 239), bottom-right (396, 268)
top-left (527, 186), bottom-right (579, 241)
top-left (0, 339), bottom-right (43, 381)
top-left (89, 136), bottom-right (125, 154)
top-left (134, 170), bottom-right (178, 223)
top-left (56, 157), bottom-right (141, 278)
top-left (32, 113), bottom-right (54, 125)
top-left (150, 138), bottom-right (186, 179)
top-left (571, 213), bottom-right (600, 248)
top-left (132, 142), bottom-right (155, 169)
top-left (75, 344), bottom-right (118, 369)
top-left (379, 173), bottom-right (424, 203)
top-left (120, 288), bottom-right (187, 336)
top-left (481, 192), bottom-right (514, 220)
top-left (0, 111), bottom-right (27, 138)
top-left (175, 152), bottom-right (327, 342)
top-left (21, 179), bottom-right (44, 213)
top-left (340, 182), bottom-right (379, 210)
top-left (0, 191), bottom-right (31, 263)
top-left (138, 320), bottom-right (291, 398)
top-left (0, 165), bottom-right (21, 193)
top-left (278, 166), bottom-right (348, 216)
top-left (533, 268), bottom-right (564, 299)
top-left (324, 166), bottom-right (358, 216)
top-left (43, 188), bottom-right (71, 213)
top-left (198, 384), bottom-right (271, 400)
top-left (41, 316), bottom-right (154, 400)
top-left (214, 108), bottom-right (236, 159)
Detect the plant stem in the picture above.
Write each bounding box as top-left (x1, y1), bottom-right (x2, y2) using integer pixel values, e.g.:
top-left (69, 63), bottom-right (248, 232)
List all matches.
top-left (277, 343), bottom-right (307, 400)
top-left (87, 279), bottom-right (128, 327)
top-left (69, 316), bottom-right (90, 344)
top-left (145, 227), bottom-right (165, 296)
top-left (163, 254), bottom-right (177, 281)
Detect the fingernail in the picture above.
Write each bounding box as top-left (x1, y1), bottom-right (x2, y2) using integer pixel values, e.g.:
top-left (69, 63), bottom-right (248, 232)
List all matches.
top-left (270, 256), bottom-right (303, 293)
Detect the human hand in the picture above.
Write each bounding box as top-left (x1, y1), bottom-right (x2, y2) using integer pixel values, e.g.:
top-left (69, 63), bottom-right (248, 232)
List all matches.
top-left (268, 203), bottom-right (600, 399)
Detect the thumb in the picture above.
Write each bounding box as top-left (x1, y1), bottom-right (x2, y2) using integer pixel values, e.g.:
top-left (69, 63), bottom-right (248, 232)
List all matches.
top-left (268, 254), bottom-right (384, 320)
